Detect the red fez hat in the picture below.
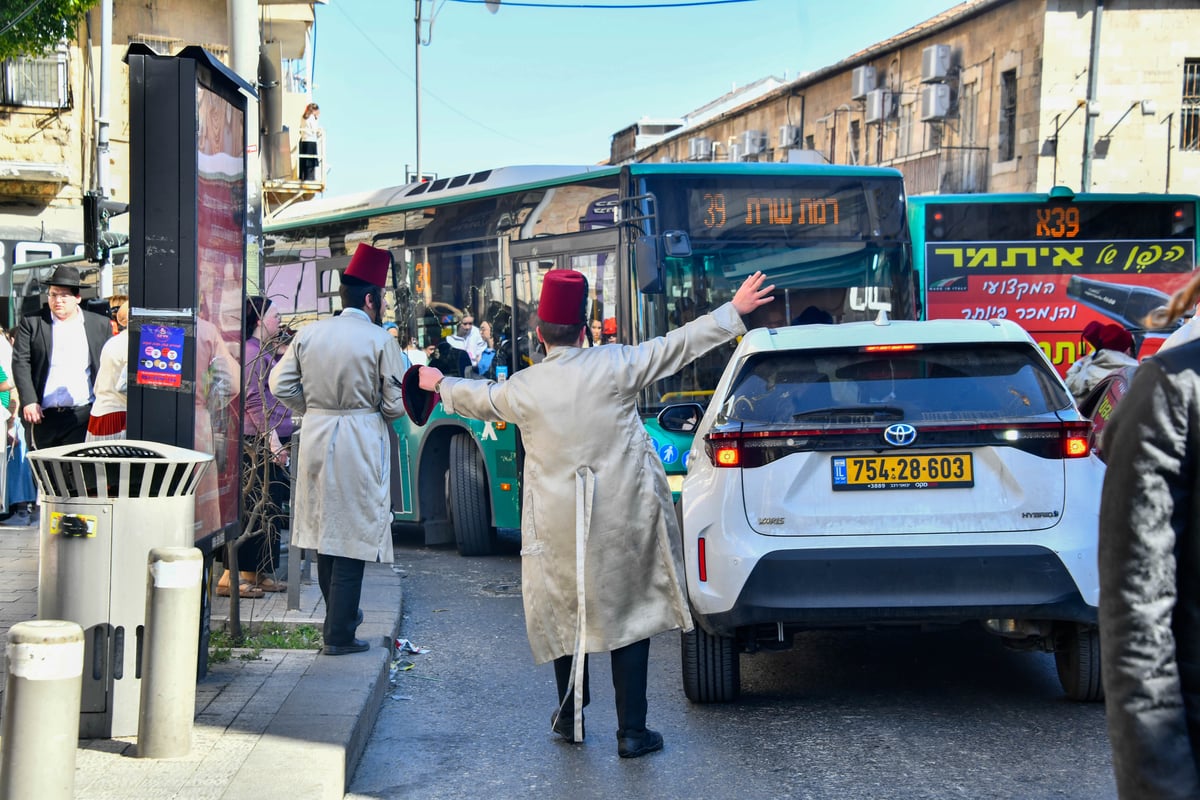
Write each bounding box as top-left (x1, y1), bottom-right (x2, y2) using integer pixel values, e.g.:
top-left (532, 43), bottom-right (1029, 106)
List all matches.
top-left (1094, 323), bottom-right (1133, 354)
top-left (344, 243), bottom-right (391, 288)
top-left (537, 271), bottom-right (588, 326)
top-left (602, 317), bottom-right (617, 336)
top-left (1081, 320), bottom-right (1105, 349)
top-left (402, 365), bottom-right (439, 426)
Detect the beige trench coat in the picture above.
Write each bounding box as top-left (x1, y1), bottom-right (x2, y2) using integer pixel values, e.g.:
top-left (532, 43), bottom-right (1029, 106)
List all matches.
top-left (269, 308), bottom-right (408, 562)
top-left (441, 302), bottom-right (746, 664)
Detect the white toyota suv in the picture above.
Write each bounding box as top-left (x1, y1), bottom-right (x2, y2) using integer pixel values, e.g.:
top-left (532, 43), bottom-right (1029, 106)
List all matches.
top-left (669, 316), bottom-right (1105, 703)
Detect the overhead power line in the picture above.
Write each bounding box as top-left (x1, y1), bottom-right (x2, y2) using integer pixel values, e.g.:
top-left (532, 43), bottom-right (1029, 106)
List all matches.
top-left (447, 0), bottom-right (755, 8)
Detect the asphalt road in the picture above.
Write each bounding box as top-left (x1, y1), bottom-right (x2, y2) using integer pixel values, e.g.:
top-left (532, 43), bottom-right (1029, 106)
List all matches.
top-left (348, 530), bottom-right (1117, 800)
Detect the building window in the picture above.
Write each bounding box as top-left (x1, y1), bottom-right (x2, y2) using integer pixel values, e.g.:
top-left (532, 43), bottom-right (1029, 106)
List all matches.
top-left (896, 102), bottom-right (912, 158)
top-left (848, 120), bottom-right (861, 165)
top-left (0, 48), bottom-right (69, 109)
top-left (960, 82), bottom-right (979, 146)
top-left (1182, 58), bottom-right (1200, 151)
top-left (998, 69), bottom-right (1017, 161)
top-left (804, 134), bottom-right (815, 151)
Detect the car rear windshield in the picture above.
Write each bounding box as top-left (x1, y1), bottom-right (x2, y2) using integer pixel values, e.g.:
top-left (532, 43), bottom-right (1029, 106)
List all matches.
top-left (720, 342), bottom-right (1073, 424)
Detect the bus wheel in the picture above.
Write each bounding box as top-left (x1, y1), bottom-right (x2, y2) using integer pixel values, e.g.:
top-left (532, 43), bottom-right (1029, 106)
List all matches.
top-left (448, 432), bottom-right (496, 556)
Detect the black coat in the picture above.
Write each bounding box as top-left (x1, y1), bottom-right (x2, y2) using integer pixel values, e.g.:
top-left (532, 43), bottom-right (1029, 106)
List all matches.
top-left (1099, 338), bottom-right (1200, 799)
top-left (12, 306), bottom-right (112, 411)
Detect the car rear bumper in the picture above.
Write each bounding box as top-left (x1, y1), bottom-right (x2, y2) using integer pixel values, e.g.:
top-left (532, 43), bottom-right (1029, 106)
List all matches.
top-left (694, 544), bottom-right (1097, 636)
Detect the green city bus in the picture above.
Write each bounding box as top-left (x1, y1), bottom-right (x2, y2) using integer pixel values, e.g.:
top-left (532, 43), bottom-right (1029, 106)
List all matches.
top-left (264, 162), bottom-right (916, 555)
top-left (909, 187), bottom-right (1200, 376)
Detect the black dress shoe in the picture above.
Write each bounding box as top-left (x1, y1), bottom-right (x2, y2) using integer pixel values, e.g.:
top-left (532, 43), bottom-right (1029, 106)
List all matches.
top-left (617, 728), bottom-right (663, 758)
top-left (323, 638), bottom-right (370, 656)
top-left (551, 710), bottom-right (584, 743)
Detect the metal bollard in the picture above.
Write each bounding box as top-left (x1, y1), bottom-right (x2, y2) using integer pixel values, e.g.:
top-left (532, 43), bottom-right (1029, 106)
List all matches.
top-left (0, 620), bottom-right (84, 800)
top-left (136, 547), bottom-right (202, 759)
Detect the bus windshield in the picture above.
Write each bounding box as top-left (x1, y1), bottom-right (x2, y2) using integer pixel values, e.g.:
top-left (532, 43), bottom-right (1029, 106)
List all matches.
top-left (636, 171), bottom-right (913, 411)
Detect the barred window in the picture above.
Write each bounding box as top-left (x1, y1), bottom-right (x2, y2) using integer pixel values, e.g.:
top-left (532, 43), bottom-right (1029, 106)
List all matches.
top-left (0, 49), bottom-right (68, 109)
top-left (1182, 59), bottom-right (1200, 152)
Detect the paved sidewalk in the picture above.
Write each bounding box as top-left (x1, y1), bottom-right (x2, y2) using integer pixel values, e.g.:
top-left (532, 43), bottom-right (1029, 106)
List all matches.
top-left (0, 521), bottom-right (404, 800)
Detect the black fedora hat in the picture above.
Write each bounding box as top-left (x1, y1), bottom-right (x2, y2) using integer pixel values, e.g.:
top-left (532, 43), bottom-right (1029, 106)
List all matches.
top-left (402, 365), bottom-right (440, 426)
top-left (47, 265), bottom-right (82, 288)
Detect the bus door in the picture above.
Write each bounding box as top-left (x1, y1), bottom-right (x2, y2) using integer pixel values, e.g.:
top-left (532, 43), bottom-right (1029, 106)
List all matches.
top-left (508, 229), bottom-right (619, 375)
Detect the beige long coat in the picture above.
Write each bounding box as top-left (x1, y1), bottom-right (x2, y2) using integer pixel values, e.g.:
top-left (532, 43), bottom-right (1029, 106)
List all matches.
top-left (441, 302), bottom-right (746, 664)
top-left (269, 308), bottom-right (408, 562)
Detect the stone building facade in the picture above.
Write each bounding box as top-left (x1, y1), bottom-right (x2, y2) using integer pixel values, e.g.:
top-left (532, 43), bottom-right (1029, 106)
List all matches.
top-left (0, 0), bottom-right (317, 321)
top-left (613, 0), bottom-right (1200, 198)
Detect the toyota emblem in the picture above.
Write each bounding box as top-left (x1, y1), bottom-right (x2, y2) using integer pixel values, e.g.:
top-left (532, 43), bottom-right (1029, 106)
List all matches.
top-left (883, 423), bottom-right (918, 447)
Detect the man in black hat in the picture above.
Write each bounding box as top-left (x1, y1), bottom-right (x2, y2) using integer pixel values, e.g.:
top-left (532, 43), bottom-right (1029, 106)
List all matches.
top-left (13, 265), bottom-right (113, 450)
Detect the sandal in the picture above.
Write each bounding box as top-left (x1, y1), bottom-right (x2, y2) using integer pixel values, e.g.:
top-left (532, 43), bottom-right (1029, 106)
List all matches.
top-left (255, 576), bottom-right (287, 593)
top-left (216, 581), bottom-right (265, 599)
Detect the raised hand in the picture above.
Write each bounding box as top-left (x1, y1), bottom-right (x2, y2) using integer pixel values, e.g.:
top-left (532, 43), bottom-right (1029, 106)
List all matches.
top-left (732, 271), bottom-right (775, 316)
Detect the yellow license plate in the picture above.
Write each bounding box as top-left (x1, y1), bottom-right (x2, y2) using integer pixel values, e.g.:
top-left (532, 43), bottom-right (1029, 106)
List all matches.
top-left (831, 453), bottom-right (973, 491)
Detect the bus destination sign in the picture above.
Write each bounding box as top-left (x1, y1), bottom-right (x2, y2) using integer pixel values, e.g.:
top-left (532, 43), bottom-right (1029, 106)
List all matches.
top-left (925, 200), bottom-right (1196, 242)
top-left (688, 188), bottom-right (863, 240)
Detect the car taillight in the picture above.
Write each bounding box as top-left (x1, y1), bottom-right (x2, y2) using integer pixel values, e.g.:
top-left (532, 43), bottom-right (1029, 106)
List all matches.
top-left (1063, 422), bottom-right (1091, 458)
top-left (704, 429), bottom-right (826, 468)
top-left (969, 420), bottom-right (1093, 459)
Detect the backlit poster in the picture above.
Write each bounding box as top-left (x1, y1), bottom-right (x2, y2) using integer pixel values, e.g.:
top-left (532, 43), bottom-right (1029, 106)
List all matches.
top-left (195, 83), bottom-right (245, 541)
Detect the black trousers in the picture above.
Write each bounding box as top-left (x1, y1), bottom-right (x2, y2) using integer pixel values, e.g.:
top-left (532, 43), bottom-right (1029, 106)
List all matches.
top-left (31, 404), bottom-right (91, 450)
top-left (553, 638), bottom-right (650, 735)
top-left (316, 554), bottom-right (364, 647)
top-left (299, 141), bottom-right (318, 181)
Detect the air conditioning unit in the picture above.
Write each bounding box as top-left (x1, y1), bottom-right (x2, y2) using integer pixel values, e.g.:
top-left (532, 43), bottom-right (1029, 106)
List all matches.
top-left (741, 130), bottom-right (767, 155)
top-left (864, 88), bottom-right (892, 124)
top-left (688, 136), bottom-right (712, 161)
top-left (778, 124), bottom-right (801, 148)
top-left (921, 44), bottom-right (952, 83)
top-left (851, 65), bottom-right (876, 100)
top-left (920, 83), bottom-right (952, 121)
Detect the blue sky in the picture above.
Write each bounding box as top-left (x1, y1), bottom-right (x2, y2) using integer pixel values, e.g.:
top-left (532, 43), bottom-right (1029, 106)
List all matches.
top-left (311, 0), bottom-right (961, 196)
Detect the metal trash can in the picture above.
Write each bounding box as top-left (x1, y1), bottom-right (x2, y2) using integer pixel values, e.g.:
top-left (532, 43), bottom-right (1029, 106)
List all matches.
top-left (29, 440), bottom-right (212, 739)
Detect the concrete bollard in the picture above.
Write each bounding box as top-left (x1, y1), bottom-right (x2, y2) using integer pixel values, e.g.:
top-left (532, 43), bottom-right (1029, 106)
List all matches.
top-left (136, 546), bottom-right (202, 759)
top-left (0, 620), bottom-right (84, 800)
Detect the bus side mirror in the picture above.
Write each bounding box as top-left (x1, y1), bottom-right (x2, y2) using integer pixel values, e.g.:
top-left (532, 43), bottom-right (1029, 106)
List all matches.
top-left (634, 231), bottom-right (690, 295)
top-left (634, 236), bottom-right (663, 294)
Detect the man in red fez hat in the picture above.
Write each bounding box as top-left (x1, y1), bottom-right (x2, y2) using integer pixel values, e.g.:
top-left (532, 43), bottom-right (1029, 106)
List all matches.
top-left (1066, 320), bottom-right (1138, 403)
top-left (269, 243), bottom-right (410, 655)
top-left (602, 317), bottom-right (618, 344)
top-left (413, 268), bottom-right (774, 758)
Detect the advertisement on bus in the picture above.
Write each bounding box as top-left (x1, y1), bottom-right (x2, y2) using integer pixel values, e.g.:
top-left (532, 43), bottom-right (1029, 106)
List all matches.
top-left (912, 193), bottom-right (1199, 375)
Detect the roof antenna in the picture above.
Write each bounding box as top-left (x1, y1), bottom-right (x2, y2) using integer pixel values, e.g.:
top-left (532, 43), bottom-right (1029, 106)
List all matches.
top-left (873, 308), bottom-right (891, 326)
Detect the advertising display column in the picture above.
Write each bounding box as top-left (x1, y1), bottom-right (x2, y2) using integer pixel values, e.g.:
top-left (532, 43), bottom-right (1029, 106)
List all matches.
top-left (125, 45), bottom-right (256, 553)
